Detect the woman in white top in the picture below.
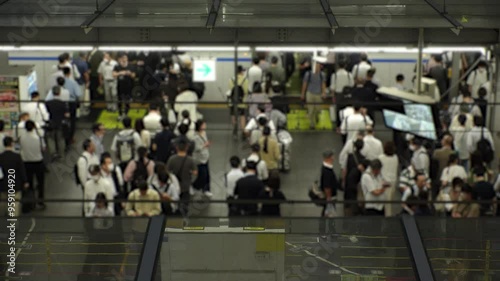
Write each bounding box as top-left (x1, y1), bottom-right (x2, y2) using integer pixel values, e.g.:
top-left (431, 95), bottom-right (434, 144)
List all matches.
top-left (134, 119), bottom-right (151, 150)
top-left (378, 141), bottom-right (399, 216)
top-left (440, 153), bottom-right (467, 188)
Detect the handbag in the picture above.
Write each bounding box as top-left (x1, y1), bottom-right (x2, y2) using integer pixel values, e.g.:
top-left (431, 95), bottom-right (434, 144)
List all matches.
top-left (308, 180), bottom-right (325, 206)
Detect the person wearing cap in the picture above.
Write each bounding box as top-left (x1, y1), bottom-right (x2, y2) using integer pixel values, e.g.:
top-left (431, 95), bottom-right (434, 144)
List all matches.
top-left (361, 159), bottom-right (390, 216)
top-left (301, 60), bottom-right (326, 130)
top-left (23, 91), bottom-right (50, 130)
top-left (320, 150), bottom-right (340, 217)
top-left (229, 65), bottom-right (249, 138)
top-left (451, 184), bottom-right (480, 218)
top-left (234, 160), bottom-right (265, 216)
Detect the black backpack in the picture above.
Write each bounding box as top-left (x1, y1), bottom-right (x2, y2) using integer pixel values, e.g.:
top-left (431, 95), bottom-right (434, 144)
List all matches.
top-left (74, 155), bottom-right (88, 186)
top-left (132, 159), bottom-right (150, 189)
top-left (229, 77), bottom-right (246, 106)
top-left (476, 128), bottom-right (494, 164)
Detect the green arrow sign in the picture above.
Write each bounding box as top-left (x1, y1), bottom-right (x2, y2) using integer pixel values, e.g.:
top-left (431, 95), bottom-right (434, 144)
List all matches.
top-left (197, 64), bottom-right (211, 77)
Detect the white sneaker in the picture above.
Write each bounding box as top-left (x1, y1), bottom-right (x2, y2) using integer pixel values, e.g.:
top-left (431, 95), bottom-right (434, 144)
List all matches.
top-left (203, 191), bottom-right (213, 198)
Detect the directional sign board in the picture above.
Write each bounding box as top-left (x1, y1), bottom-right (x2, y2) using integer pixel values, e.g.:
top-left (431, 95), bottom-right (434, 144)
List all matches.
top-left (193, 60), bottom-right (216, 82)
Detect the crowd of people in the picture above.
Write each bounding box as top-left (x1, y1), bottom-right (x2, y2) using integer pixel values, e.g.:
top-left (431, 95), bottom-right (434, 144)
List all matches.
top-left (0, 50), bottom-right (497, 221)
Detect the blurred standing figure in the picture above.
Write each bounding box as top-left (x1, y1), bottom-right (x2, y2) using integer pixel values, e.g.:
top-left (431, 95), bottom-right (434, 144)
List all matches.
top-left (98, 52), bottom-right (119, 112)
top-left (113, 53), bottom-right (136, 120)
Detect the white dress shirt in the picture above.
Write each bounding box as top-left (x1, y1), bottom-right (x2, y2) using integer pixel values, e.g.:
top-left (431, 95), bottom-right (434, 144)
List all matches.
top-left (46, 88), bottom-right (70, 102)
top-left (451, 126), bottom-right (469, 160)
top-left (247, 65), bottom-right (263, 92)
top-left (19, 131), bottom-right (45, 162)
top-left (340, 113), bottom-right (373, 142)
top-left (111, 129), bottom-right (143, 152)
top-left (225, 168), bottom-right (245, 197)
top-left (440, 164), bottom-right (467, 185)
top-left (23, 101), bottom-right (50, 127)
top-left (330, 69), bottom-right (353, 93)
top-left (152, 174), bottom-right (181, 212)
top-left (466, 126), bottom-right (494, 154)
top-left (101, 166), bottom-right (124, 194)
top-left (84, 177), bottom-right (115, 217)
top-left (351, 62), bottom-right (371, 81)
top-left (174, 90), bottom-right (199, 122)
top-left (339, 139), bottom-right (368, 170)
top-left (361, 169), bottom-right (386, 211)
top-left (98, 60), bottom-right (118, 80)
top-left (245, 113), bottom-right (277, 134)
top-left (362, 134), bottom-right (384, 161)
top-left (242, 154), bottom-right (268, 181)
top-left (411, 147), bottom-right (430, 175)
top-left (77, 151), bottom-right (100, 187)
top-left (143, 111), bottom-right (162, 134)
top-left (378, 154), bottom-right (399, 185)
top-left (466, 69), bottom-right (488, 98)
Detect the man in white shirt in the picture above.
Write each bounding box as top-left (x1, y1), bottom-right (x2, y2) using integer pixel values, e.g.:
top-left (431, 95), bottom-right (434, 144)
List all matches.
top-left (49, 53), bottom-right (81, 88)
top-left (98, 52), bottom-right (119, 112)
top-left (46, 78), bottom-right (70, 102)
top-left (84, 165), bottom-right (115, 217)
top-left (100, 152), bottom-right (125, 215)
top-left (20, 120), bottom-right (46, 208)
top-left (175, 79), bottom-right (199, 121)
top-left (143, 103), bottom-right (162, 135)
top-left (241, 144), bottom-right (268, 181)
top-left (226, 156), bottom-right (245, 216)
top-left (449, 92), bottom-right (482, 118)
top-left (339, 130), bottom-right (368, 171)
top-left (111, 117), bottom-right (143, 170)
top-left (394, 74), bottom-right (405, 91)
top-left (153, 171), bottom-right (180, 214)
top-left (363, 126), bottom-right (383, 161)
top-left (410, 138), bottom-right (430, 175)
top-left (248, 57), bottom-right (263, 93)
top-left (23, 91), bottom-right (49, 129)
top-left (76, 139), bottom-right (100, 189)
top-left (330, 61), bottom-right (353, 95)
top-left (466, 115), bottom-right (494, 155)
top-left (340, 105), bottom-right (373, 144)
top-left (351, 53), bottom-right (371, 82)
top-left (401, 172), bottom-right (428, 215)
top-left (361, 159), bottom-right (390, 215)
top-left (467, 61), bottom-right (488, 99)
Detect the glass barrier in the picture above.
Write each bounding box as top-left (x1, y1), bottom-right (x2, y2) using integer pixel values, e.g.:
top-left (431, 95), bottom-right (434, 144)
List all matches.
top-left (0, 217), bottom-right (149, 281)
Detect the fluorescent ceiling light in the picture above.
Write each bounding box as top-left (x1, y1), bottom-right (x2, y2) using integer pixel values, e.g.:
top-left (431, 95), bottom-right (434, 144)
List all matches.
top-left (176, 46), bottom-right (250, 52)
top-left (17, 46), bottom-right (93, 51)
top-left (256, 47), bottom-right (328, 53)
top-left (0, 46), bottom-right (17, 51)
top-left (98, 46), bottom-right (172, 51)
top-left (329, 46), bottom-right (485, 54)
top-left (330, 47), bottom-right (418, 53)
top-left (425, 47), bottom-right (485, 54)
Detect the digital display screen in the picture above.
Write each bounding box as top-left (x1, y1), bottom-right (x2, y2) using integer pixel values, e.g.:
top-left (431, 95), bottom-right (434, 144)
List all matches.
top-left (383, 109), bottom-right (437, 140)
top-left (404, 104), bottom-right (437, 140)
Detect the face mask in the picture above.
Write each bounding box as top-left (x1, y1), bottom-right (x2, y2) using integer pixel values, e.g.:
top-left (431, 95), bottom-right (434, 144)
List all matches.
top-left (92, 175), bottom-right (100, 181)
top-left (409, 144), bottom-right (417, 151)
top-left (107, 164), bottom-right (114, 171)
top-left (478, 68), bottom-right (485, 73)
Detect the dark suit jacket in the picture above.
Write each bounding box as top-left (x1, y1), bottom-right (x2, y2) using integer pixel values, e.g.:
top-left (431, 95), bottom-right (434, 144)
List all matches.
top-left (0, 150), bottom-right (27, 192)
top-left (46, 99), bottom-right (69, 128)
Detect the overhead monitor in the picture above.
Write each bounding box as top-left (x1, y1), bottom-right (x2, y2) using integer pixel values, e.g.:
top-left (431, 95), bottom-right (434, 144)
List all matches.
top-left (383, 109), bottom-right (437, 140)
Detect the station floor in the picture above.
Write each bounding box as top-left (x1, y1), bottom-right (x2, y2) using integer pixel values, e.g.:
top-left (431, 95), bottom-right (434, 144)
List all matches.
top-left (33, 108), bottom-right (393, 218)
top-left (34, 107), bottom-right (500, 218)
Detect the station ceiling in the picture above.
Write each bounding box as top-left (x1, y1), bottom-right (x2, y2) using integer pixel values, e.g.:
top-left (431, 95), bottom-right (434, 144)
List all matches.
top-left (0, 0), bottom-right (499, 45)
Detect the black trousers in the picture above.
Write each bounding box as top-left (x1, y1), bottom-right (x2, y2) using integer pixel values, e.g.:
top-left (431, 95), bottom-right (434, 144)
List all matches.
top-left (24, 161), bottom-right (45, 200)
top-left (68, 101), bottom-right (78, 140)
top-left (118, 90), bottom-right (132, 115)
top-left (50, 125), bottom-right (71, 155)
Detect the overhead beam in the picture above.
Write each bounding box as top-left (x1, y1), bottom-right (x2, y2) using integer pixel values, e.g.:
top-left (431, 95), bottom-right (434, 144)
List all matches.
top-left (319, 0), bottom-right (339, 29)
top-left (80, 0), bottom-right (116, 28)
top-left (205, 0), bottom-right (221, 29)
top-left (423, 0), bottom-right (463, 30)
top-left (0, 0), bottom-right (10, 6)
